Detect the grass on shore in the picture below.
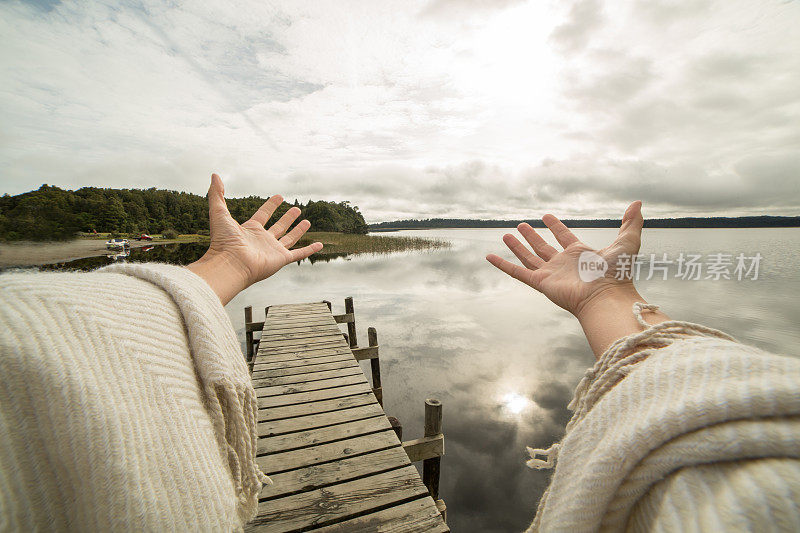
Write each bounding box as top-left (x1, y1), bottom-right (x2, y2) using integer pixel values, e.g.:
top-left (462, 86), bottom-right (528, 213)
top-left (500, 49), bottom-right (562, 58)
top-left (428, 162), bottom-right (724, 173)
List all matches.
top-left (298, 232), bottom-right (449, 255)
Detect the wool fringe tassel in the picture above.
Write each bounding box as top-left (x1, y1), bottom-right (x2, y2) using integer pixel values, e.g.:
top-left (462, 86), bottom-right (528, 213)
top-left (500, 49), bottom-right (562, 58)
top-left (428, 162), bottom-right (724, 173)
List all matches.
top-left (209, 379), bottom-right (272, 524)
top-left (525, 302), bottom-right (734, 473)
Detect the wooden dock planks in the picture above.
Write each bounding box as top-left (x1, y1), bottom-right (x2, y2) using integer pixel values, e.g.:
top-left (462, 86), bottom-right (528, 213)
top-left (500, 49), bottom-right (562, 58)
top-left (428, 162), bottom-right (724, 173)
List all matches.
top-left (247, 302), bottom-right (448, 533)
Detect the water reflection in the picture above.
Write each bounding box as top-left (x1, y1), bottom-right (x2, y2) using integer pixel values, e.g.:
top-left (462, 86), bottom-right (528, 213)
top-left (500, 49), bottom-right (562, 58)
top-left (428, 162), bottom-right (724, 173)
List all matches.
top-left (228, 227), bottom-right (800, 532)
top-left (38, 242), bottom-right (353, 271)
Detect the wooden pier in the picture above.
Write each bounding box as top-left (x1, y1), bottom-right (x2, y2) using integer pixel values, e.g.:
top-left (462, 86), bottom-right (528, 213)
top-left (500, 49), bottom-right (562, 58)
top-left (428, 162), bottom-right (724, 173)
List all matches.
top-left (244, 300), bottom-right (448, 532)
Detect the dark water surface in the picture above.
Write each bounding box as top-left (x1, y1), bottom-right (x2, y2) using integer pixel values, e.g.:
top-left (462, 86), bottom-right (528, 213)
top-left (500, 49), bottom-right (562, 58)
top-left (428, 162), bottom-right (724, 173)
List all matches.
top-left (229, 227), bottom-right (800, 532)
top-left (34, 228), bottom-right (800, 531)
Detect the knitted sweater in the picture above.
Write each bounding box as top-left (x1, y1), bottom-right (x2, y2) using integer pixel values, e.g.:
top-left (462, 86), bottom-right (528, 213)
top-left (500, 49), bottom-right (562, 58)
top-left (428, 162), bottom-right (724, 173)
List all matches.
top-left (0, 263), bottom-right (269, 531)
top-left (526, 304), bottom-right (800, 532)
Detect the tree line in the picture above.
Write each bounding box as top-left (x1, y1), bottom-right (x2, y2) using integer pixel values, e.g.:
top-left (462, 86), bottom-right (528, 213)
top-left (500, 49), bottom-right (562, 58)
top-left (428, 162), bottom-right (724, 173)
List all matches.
top-left (369, 215), bottom-right (800, 230)
top-left (0, 184), bottom-right (368, 241)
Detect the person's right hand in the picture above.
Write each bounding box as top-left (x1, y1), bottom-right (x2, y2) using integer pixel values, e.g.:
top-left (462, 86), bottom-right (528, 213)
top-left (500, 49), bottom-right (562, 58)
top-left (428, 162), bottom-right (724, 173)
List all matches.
top-left (486, 201), bottom-right (644, 319)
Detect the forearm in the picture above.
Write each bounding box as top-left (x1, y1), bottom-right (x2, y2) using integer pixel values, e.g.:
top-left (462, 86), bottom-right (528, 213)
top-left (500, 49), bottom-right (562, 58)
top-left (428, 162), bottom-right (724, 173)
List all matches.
top-left (576, 285), bottom-right (670, 359)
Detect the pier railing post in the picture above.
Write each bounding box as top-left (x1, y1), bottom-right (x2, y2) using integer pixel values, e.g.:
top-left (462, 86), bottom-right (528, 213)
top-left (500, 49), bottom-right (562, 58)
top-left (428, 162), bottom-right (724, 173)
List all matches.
top-left (368, 327), bottom-right (383, 406)
top-left (423, 398), bottom-right (445, 521)
top-left (344, 297), bottom-right (357, 348)
top-left (244, 306), bottom-right (253, 362)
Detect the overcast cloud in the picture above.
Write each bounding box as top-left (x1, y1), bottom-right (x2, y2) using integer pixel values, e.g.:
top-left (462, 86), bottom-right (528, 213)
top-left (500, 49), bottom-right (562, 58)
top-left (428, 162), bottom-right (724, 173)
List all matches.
top-left (1, 0), bottom-right (798, 222)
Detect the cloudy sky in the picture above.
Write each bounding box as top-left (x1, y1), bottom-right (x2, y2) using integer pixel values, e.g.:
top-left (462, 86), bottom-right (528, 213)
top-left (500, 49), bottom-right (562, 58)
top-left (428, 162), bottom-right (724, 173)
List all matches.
top-left (1, 0), bottom-right (798, 222)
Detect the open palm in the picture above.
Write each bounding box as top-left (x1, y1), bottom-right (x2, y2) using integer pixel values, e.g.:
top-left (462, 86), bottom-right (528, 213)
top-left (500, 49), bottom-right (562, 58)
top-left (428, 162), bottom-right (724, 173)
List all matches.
top-left (206, 174), bottom-right (321, 284)
top-left (486, 201), bottom-right (644, 317)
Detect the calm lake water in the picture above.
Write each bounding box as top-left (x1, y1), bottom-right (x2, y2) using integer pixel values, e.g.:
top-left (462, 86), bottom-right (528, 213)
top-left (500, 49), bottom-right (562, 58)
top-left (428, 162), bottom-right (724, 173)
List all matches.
top-left (32, 228), bottom-right (800, 531)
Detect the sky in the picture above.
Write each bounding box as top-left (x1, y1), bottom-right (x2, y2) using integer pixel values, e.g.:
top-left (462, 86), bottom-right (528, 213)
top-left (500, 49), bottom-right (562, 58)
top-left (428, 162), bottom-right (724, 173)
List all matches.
top-left (1, 0), bottom-right (798, 222)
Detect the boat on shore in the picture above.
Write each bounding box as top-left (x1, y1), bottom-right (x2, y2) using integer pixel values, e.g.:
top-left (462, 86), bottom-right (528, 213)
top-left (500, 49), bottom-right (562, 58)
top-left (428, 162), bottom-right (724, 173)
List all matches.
top-left (105, 238), bottom-right (129, 250)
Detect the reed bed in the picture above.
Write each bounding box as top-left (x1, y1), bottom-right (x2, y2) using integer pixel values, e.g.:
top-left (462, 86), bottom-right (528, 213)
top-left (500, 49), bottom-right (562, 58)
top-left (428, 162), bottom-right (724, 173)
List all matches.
top-left (296, 232), bottom-right (450, 255)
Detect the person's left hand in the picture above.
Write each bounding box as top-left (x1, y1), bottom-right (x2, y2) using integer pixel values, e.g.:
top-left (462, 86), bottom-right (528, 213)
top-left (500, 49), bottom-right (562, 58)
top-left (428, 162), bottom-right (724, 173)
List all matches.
top-left (187, 174), bottom-right (322, 305)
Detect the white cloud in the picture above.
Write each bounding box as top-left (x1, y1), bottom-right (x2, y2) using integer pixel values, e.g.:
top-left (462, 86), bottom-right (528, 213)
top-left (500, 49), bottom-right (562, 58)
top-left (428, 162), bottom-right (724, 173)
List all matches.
top-left (1, 0), bottom-right (798, 221)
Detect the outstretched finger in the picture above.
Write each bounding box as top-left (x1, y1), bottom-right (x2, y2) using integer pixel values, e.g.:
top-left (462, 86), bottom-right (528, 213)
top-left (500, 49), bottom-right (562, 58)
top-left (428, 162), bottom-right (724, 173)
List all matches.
top-left (248, 195), bottom-right (284, 227)
top-left (542, 214), bottom-right (580, 249)
top-left (279, 219), bottom-right (311, 247)
top-left (289, 242), bottom-right (323, 262)
top-left (208, 173), bottom-right (231, 218)
top-left (617, 201), bottom-right (643, 239)
top-left (269, 206), bottom-right (302, 237)
top-left (518, 223), bottom-right (559, 261)
top-left (486, 254), bottom-right (539, 289)
top-left (503, 234), bottom-right (545, 270)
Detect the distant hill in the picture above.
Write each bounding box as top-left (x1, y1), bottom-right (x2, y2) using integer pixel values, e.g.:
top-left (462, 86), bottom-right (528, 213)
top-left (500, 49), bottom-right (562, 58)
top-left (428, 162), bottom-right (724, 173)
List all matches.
top-left (0, 184), bottom-right (368, 241)
top-left (369, 216), bottom-right (800, 231)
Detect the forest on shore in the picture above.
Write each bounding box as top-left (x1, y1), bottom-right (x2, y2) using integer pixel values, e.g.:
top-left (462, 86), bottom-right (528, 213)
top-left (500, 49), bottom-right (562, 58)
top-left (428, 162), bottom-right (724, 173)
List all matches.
top-left (370, 215), bottom-right (800, 230)
top-left (0, 184), bottom-right (368, 241)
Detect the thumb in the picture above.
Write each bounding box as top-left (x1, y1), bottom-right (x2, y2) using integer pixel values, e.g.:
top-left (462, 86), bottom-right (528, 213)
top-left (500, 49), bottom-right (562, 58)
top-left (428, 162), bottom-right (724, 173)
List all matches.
top-left (208, 173), bottom-right (230, 217)
top-left (617, 200), bottom-right (643, 242)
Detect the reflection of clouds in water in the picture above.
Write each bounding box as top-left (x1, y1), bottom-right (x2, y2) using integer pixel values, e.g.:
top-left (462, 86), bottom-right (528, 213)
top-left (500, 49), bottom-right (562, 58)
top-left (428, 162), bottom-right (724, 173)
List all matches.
top-left (226, 228), bottom-right (800, 532)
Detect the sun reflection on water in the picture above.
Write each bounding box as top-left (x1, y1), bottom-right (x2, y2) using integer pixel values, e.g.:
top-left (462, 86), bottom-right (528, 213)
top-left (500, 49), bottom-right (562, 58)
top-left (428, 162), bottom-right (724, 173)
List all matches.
top-left (501, 392), bottom-right (531, 415)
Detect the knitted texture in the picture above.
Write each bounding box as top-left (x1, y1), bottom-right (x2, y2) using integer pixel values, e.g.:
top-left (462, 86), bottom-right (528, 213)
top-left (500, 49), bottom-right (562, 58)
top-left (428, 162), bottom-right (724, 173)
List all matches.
top-left (0, 264), bottom-right (268, 531)
top-left (526, 304), bottom-right (800, 532)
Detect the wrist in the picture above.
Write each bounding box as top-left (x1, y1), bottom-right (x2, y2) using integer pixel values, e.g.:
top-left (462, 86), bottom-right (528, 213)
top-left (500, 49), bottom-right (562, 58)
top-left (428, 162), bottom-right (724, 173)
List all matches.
top-left (575, 283), bottom-right (670, 359)
top-left (186, 250), bottom-right (249, 306)
top-left (575, 282), bottom-right (641, 323)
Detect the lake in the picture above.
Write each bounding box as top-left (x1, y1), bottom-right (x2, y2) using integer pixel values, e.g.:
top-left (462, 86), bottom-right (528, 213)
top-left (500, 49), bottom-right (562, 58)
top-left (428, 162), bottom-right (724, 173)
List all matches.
top-left (228, 227), bottom-right (800, 532)
top-left (30, 227), bottom-right (800, 531)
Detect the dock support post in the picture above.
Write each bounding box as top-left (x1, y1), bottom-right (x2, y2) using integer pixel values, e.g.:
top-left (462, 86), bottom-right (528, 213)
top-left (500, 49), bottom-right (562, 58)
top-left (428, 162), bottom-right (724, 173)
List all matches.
top-left (323, 300), bottom-right (332, 311)
top-left (344, 297), bottom-right (357, 348)
top-left (423, 398), bottom-right (444, 521)
top-left (244, 306), bottom-right (253, 362)
top-left (388, 416), bottom-right (402, 440)
top-left (368, 327), bottom-right (383, 406)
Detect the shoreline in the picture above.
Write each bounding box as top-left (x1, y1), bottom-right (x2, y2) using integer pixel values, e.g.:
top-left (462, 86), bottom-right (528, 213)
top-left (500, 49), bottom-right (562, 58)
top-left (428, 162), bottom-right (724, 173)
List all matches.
top-left (0, 232), bottom-right (450, 268)
top-left (0, 238), bottom-right (192, 268)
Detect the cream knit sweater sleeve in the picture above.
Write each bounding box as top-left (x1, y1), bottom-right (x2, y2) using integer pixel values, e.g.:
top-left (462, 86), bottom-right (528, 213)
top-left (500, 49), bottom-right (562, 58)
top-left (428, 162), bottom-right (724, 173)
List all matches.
top-left (526, 304), bottom-right (800, 532)
top-left (0, 263), bottom-right (268, 532)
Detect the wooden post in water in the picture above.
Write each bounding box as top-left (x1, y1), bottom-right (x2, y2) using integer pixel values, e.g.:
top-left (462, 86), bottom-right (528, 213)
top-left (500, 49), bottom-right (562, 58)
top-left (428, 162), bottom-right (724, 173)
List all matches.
top-left (423, 398), bottom-right (444, 521)
top-left (244, 306), bottom-right (253, 362)
top-left (368, 327), bottom-right (383, 406)
top-left (344, 297), bottom-right (357, 348)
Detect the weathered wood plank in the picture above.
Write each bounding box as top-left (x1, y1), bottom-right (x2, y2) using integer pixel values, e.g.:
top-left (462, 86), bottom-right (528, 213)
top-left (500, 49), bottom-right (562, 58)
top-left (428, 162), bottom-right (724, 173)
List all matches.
top-left (257, 342), bottom-right (348, 357)
top-left (258, 447), bottom-right (412, 501)
top-left (352, 345), bottom-right (379, 361)
top-left (402, 434), bottom-right (445, 463)
top-left (254, 374), bottom-right (367, 398)
top-left (259, 416), bottom-right (392, 455)
top-left (313, 496), bottom-right (450, 533)
top-left (255, 336), bottom-right (348, 351)
top-left (258, 382), bottom-right (372, 409)
top-left (258, 403), bottom-right (386, 437)
top-left (261, 322), bottom-right (338, 333)
top-left (257, 331), bottom-right (344, 344)
top-left (261, 322), bottom-right (341, 333)
top-left (254, 348), bottom-right (354, 365)
top-left (267, 307), bottom-right (331, 315)
top-left (266, 315), bottom-right (337, 324)
top-left (253, 353), bottom-right (354, 372)
top-left (245, 467), bottom-right (431, 532)
top-left (259, 392), bottom-right (376, 421)
top-left (258, 429), bottom-right (399, 473)
top-left (268, 302), bottom-right (328, 310)
top-left (333, 312), bottom-right (354, 324)
top-left (252, 366), bottom-right (365, 388)
top-left (252, 360), bottom-right (359, 380)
